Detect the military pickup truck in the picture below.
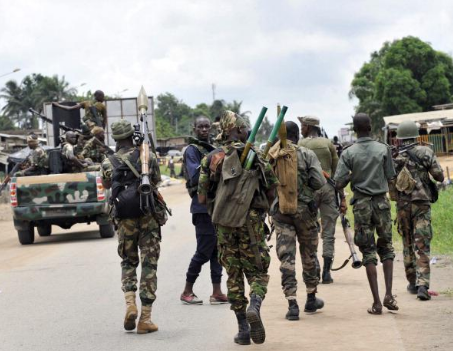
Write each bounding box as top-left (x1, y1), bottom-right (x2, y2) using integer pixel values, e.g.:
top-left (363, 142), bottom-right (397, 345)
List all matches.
top-left (10, 171), bottom-right (113, 245)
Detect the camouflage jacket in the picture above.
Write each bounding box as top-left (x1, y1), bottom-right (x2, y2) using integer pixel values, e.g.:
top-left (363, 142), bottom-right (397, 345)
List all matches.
top-left (80, 101), bottom-right (106, 126)
top-left (100, 146), bottom-right (161, 186)
top-left (393, 144), bottom-right (444, 202)
top-left (62, 143), bottom-right (82, 172)
top-left (30, 146), bottom-right (49, 169)
top-left (81, 137), bottom-right (106, 163)
top-left (198, 141), bottom-right (279, 211)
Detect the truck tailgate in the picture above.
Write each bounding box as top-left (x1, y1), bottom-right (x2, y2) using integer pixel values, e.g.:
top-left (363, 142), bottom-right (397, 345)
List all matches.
top-left (15, 172), bottom-right (99, 206)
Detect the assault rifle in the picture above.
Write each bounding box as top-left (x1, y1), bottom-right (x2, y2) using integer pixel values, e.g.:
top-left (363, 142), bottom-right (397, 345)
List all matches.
top-left (322, 171), bottom-right (362, 271)
top-left (136, 87), bottom-right (172, 217)
top-left (29, 108), bottom-right (83, 135)
top-left (0, 160), bottom-right (28, 195)
top-left (89, 105), bottom-right (103, 128)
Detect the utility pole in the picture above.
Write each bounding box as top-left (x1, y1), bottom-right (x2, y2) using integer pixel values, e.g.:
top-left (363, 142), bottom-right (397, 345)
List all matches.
top-left (212, 83), bottom-right (216, 102)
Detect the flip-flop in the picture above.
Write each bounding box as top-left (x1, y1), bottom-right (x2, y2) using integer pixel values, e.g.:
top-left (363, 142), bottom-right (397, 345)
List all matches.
top-left (383, 295), bottom-right (399, 311)
top-left (367, 305), bottom-right (382, 315)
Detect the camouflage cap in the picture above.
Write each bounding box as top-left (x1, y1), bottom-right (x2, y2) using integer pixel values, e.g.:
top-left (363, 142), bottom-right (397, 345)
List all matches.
top-left (90, 126), bottom-right (104, 136)
top-left (217, 110), bottom-right (247, 140)
top-left (298, 115), bottom-right (320, 126)
top-left (111, 119), bottom-right (134, 140)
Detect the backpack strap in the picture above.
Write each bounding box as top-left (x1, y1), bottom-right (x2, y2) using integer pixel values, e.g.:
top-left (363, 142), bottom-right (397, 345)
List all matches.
top-left (110, 149), bottom-right (141, 179)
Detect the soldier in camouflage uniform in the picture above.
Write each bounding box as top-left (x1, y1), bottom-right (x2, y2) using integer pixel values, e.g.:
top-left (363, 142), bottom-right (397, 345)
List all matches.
top-left (100, 119), bottom-right (162, 334)
top-left (61, 131), bottom-right (99, 172)
top-left (81, 126), bottom-right (108, 163)
top-left (15, 134), bottom-right (49, 177)
top-left (298, 116), bottom-right (346, 284)
top-left (268, 121), bottom-right (326, 321)
top-left (391, 120), bottom-right (444, 301)
top-left (334, 113), bottom-right (398, 315)
top-left (53, 90), bottom-right (106, 131)
top-left (198, 111), bottom-right (278, 345)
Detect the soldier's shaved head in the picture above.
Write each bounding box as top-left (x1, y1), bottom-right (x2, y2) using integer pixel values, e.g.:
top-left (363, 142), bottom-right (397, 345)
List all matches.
top-left (285, 121), bottom-right (299, 144)
top-left (194, 115), bottom-right (210, 126)
top-left (94, 90), bottom-right (105, 102)
top-left (353, 113), bottom-right (371, 135)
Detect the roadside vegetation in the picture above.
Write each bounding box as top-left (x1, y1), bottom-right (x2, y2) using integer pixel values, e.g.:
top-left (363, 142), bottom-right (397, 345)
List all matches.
top-left (345, 185), bottom-right (453, 256)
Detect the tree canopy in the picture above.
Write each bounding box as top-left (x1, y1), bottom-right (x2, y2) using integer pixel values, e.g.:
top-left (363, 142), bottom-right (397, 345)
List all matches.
top-left (0, 74), bottom-right (76, 129)
top-left (0, 73), bottom-right (255, 137)
top-left (349, 36), bottom-right (453, 135)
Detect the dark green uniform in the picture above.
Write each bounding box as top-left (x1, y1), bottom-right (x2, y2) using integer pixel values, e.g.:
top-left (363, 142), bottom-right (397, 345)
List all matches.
top-left (334, 137), bottom-right (396, 266)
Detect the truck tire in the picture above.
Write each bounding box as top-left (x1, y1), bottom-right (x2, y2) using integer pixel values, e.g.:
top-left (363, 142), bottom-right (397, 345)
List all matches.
top-left (99, 223), bottom-right (115, 238)
top-left (18, 224), bottom-right (35, 245)
top-left (37, 224), bottom-right (52, 237)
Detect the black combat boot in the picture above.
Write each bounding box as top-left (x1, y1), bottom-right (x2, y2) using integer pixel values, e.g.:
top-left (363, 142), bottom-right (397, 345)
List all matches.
top-left (304, 293), bottom-right (324, 313)
top-left (246, 294), bottom-right (265, 344)
top-left (234, 312), bottom-right (251, 345)
top-left (407, 282), bottom-right (417, 295)
top-left (417, 285), bottom-right (431, 301)
top-left (322, 257), bottom-right (334, 284)
top-left (285, 300), bottom-right (299, 321)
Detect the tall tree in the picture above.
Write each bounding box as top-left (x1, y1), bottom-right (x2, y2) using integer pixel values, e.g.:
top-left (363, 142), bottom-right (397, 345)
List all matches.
top-left (350, 36), bottom-right (453, 135)
top-left (0, 74), bottom-right (76, 129)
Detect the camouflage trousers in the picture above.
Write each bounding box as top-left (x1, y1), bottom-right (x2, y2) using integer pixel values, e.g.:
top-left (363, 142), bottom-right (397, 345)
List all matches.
top-left (352, 194), bottom-right (395, 266)
top-left (314, 183), bottom-right (339, 259)
top-left (216, 210), bottom-right (271, 313)
top-left (397, 200), bottom-right (432, 288)
top-left (274, 205), bottom-right (319, 298)
top-left (117, 214), bottom-right (161, 306)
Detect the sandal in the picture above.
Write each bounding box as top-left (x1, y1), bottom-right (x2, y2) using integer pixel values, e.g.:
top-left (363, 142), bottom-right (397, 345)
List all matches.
top-left (367, 304), bottom-right (382, 315)
top-left (383, 295), bottom-right (399, 311)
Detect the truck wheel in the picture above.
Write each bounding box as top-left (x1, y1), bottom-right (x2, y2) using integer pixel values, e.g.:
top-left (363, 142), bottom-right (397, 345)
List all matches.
top-left (37, 225), bottom-right (52, 237)
top-left (99, 223), bottom-right (115, 238)
top-left (18, 224), bottom-right (35, 245)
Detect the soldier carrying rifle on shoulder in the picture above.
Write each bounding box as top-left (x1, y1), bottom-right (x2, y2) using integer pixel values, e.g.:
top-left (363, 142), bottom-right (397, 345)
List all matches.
top-left (389, 120), bottom-right (444, 301)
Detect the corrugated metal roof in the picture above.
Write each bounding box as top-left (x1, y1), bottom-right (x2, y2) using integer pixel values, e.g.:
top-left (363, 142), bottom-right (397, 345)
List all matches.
top-left (383, 109), bottom-right (453, 125)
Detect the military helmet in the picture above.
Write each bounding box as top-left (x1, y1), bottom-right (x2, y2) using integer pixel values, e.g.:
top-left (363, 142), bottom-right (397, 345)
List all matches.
top-left (396, 120), bottom-right (419, 139)
top-left (111, 119), bottom-right (134, 140)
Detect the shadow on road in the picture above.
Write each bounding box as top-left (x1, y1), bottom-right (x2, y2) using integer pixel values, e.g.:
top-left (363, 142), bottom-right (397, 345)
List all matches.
top-left (33, 230), bottom-right (115, 246)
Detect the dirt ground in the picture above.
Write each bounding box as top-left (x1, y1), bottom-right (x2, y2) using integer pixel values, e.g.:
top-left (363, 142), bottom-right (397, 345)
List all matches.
top-left (2, 182), bottom-right (452, 350)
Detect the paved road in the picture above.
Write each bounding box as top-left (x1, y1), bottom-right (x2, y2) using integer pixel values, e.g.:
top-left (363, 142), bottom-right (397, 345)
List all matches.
top-left (1, 184), bottom-right (453, 351)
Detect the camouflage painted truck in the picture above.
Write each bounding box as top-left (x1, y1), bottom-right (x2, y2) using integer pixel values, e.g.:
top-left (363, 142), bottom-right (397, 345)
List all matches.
top-left (10, 171), bottom-right (113, 245)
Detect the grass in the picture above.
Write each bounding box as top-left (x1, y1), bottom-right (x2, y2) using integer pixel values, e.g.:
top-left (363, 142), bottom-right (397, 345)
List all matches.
top-left (159, 164), bottom-right (182, 178)
top-left (345, 185), bottom-right (453, 256)
top-left (440, 288), bottom-right (453, 297)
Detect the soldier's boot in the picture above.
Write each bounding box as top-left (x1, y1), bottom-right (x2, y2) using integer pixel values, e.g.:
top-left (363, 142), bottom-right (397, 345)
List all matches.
top-left (246, 294), bottom-right (266, 344)
top-left (322, 257), bottom-right (334, 284)
top-left (304, 293), bottom-right (324, 313)
top-left (417, 286), bottom-right (431, 301)
top-left (285, 300), bottom-right (300, 321)
top-left (137, 306), bottom-right (159, 334)
top-left (123, 291), bottom-right (138, 331)
top-left (234, 312), bottom-right (251, 345)
top-left (407, 282), bottom-right (417, 295)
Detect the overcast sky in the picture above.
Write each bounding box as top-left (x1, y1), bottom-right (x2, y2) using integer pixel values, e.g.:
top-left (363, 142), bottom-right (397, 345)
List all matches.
top-left (1, 0), bottom-right (453, 136)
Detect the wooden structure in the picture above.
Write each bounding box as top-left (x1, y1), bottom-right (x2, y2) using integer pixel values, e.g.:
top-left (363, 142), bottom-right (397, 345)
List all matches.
top-left (383, 109), bottom-right (453, 155)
